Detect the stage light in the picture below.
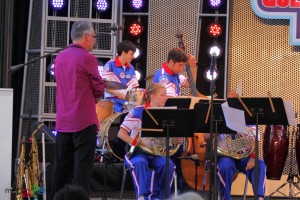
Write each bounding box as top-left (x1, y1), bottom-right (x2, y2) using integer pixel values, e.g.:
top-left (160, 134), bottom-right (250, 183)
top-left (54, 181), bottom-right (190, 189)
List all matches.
top-left (204, 68), bottom-right (219, 81)
top-left (131, 0), bottom-right (143, 9)
top-left (208, 44), bottom-right (221, 58)
top-left (51, 0), bottom-right (64, 9)
top-left (96, 0), bottom-right (109, 12)
top-left (129, 22), bottom-right (143, 37)
top-left (208, 22), bottom-right (222, 38)
top-left (98, 61), bottom-right (104, 77)
top-left (134, 47), bottom-right (142, 59)
top-left (208, 0), bottom-right (223, 9)
top-left (47, 63), bottom-right (55, 76)
top-left (135, 70), bottom-right (141, 81)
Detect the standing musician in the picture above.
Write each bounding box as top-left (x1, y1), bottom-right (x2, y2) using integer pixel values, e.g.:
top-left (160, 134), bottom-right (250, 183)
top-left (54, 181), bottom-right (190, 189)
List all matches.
top-left (117, 83), bottom-right (182, 200)
top-left (51, 20), bottom-right (105, 199)
top-left (153, 47), bottom-right (206, 98)
top-left (102, 40), bottom-right (139, 112)
top-left (153, 47), bottom-right (207, 191)
top-left (204, 90), bottom-right (266, 200)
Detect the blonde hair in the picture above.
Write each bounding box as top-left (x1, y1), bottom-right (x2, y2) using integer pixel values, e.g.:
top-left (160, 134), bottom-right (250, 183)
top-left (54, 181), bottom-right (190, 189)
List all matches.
top-left (144, 83), bottom-right (166, 103)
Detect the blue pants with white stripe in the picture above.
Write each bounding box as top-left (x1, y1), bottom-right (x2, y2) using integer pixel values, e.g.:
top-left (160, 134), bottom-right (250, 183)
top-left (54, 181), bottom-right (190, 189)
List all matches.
top-left (217, 156), bottom-right (266, 200)
top-left (125, 154), bottom-right (175, 200)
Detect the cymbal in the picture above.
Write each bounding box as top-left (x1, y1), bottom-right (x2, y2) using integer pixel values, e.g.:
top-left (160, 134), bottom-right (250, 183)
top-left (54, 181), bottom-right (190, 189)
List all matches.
top-left (104, 81), bottom-right (128, 90)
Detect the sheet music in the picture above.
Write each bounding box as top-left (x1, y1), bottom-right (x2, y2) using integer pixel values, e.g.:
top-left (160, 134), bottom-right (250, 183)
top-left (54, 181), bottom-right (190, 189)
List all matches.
top-left (283, 100), bottom-right (297, 125)
top-left (221, 102), bottom-right (248, 134)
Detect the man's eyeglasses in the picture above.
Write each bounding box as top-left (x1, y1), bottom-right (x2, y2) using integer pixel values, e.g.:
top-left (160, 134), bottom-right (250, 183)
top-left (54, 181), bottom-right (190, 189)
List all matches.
top-left (88, 34), bottom-right (96, 38)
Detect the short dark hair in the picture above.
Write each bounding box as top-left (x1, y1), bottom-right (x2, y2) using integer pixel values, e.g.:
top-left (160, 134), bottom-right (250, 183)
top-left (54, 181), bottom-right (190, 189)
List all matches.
top-left (53, 185), bottom-right (89, 200)
top-left (117, 40), bottom-right (136, 56)
top-left (167, 48), bottom-right (188, 63)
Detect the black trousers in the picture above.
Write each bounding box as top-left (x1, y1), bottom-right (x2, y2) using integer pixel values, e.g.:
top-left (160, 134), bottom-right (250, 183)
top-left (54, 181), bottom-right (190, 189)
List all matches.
top-left (50, 124), bottom-right (97, 199)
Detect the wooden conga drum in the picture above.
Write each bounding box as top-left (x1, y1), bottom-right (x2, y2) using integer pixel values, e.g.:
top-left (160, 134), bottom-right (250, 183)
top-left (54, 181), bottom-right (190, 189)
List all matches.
top-left (263, 125), bottom-right (288, 180)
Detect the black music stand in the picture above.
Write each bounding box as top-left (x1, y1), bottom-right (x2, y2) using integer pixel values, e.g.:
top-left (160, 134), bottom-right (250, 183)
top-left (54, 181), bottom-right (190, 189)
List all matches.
top-left (165, 97), bottom-right (192, 108)
top-left (194, 100), bottom-right (236, 199)
top-left (227, 97), bottom-right (289, 200)
top-left (141, 108), bottom-right (195, 199)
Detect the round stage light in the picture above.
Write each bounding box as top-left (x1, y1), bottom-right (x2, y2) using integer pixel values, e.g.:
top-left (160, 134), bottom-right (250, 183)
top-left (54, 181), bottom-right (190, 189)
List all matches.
top-left (96, 0), bottom-right (109, 12)
top-left (131, 0), bottom-right (143, 9)
top-left (204, 68), bottom-right (219, 81)
top-left (47, 63), bottom-right (55, 76)
top-left (208, 44), bottom-right (221, 58)
top-left (52, 0), bottom-right (64, 9)
top-left (208, 22), bottom-right (222, 38)
top-left (129, 23), bottom-right (143, 37)
top-left (135, 70), bottom-right (141, 81)
top-left (208, 0), bottom-right (223, 9)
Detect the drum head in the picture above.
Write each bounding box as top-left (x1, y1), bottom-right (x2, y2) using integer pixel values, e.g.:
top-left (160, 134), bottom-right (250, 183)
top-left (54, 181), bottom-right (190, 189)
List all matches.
top-left (98, 112), bottom-right (128, 162)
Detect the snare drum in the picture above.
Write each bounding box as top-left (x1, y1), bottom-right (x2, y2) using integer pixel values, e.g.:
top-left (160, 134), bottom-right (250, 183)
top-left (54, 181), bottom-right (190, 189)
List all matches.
top-left (96, 99), bottom-right (114, 127)
top-left (98, 112), bottom-right (128, 162)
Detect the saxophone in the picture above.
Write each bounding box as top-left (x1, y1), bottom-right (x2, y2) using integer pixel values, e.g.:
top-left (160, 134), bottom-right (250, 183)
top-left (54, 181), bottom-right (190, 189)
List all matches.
top-left (16, 137), bottom-right (25, 200)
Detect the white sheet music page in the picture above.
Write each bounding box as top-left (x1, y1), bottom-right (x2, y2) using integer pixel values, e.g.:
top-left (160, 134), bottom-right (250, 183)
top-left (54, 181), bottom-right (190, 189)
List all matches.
top-left (221, 102), bottom-right (248, 134)
top-left (283, 100), bottom-right (297, 125)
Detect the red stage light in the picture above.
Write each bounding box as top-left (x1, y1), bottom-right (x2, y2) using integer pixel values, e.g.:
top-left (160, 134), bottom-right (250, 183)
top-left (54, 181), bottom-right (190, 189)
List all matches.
top-left (129, 23), bottom-right (143, 36)
top-left (207, 22), bottom-right (222, 38)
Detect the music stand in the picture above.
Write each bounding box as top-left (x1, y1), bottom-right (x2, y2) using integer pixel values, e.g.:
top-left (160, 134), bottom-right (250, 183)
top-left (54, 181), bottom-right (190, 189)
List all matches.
top-left (227, 97), bottom-right (289, 199)
top-left (165, 97), bottom-right (191, 108)
top-left (141, 108), bottom-right (195, 199)
top-left (194, 100), bottom-right (236, 199)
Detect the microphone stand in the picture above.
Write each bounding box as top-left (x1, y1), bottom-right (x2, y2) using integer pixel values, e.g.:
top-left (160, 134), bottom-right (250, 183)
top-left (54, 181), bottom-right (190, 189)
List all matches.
top-left (208, 55), bottom-right (218, 200)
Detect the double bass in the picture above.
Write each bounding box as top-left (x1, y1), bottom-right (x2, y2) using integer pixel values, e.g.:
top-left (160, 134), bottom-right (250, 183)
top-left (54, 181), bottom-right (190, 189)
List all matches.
top-left (176, 30), bottom-right (210, 191)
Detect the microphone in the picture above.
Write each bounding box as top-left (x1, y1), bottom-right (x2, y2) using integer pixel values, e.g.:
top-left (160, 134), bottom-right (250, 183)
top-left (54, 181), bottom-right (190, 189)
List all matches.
top-left (109, 25), bottom-right (124, 31)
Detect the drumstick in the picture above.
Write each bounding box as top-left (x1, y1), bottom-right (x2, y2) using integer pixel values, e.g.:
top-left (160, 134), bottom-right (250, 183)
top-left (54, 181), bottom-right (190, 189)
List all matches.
top-left (237, 94), bottom-right (253, 117)
top-left (267, 91), bottom-right (275, 113)
top-left (144, 108), bottom-right (159, 125)
top-left (205, 99), bottom-right (212, 124)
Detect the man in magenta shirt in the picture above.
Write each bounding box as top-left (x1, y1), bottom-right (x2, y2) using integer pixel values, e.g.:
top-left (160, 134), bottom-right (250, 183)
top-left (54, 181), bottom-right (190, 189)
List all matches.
top-left (51, 20), bottom-right (105, 199)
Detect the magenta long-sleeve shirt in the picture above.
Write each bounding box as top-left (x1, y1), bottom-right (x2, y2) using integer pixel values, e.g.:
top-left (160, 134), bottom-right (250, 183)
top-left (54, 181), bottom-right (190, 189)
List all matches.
top-left (54, 44), bottom-right (105, 132)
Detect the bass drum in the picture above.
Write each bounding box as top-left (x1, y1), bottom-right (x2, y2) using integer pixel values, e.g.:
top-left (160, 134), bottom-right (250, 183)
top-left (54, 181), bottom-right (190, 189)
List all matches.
top-left (98, 112), bottom-right (128, 162)
top-left (263, 125), bottom-right (288, 180)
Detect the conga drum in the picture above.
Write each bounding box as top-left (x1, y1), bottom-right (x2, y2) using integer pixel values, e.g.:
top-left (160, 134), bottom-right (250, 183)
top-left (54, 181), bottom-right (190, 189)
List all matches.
top-left (263, 125), bottom-right (288, 180)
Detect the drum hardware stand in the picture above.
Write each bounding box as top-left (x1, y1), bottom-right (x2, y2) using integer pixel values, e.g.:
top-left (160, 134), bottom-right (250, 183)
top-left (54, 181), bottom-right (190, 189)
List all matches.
top-left (96, 149), bottom-right (119, 200)
top-left (267, 125), bottom-right (300, 198)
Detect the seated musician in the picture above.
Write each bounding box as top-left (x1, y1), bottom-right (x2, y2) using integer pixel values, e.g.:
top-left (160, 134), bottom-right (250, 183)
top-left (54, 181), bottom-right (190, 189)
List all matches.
top-left (204, 90), bottom-right (266, 200)
top-left (102, 40), bottom-right (139, 112)
top-left (117, 83), bottom-right (182, 200)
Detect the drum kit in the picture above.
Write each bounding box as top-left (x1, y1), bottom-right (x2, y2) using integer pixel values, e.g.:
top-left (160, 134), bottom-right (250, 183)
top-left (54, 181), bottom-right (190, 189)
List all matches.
top-left (95, 81), bottom-right (144, 162)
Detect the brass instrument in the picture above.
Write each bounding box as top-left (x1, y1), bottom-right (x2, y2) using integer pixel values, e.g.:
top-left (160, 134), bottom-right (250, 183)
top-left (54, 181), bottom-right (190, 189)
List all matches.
top-left (136, 131), bottom-right (181, 157)
top-left (16, 137), bottom-right (25, 200)
top-left (217, 128), bottom-right (255, 159)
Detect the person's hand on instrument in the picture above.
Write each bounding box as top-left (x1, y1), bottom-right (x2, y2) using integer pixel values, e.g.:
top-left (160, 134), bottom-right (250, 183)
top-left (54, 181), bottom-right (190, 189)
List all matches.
top-left (187, 53), bottom-right (197, 68)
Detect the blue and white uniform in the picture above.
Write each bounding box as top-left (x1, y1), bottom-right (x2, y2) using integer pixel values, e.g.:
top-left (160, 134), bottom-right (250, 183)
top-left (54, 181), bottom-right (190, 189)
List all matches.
top-left (217, 127), bottom-right (266, 200)
top-left (153, 62), bottom-right (187, 97)
top-left (120, 105), bottom-right (176, 200)
top-left (102, 57), bottom-right (139, 112)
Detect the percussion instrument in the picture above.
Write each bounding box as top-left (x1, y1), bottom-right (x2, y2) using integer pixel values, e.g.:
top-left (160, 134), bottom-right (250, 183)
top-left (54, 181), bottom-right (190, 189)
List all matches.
top-left (263, 125), bottom-right (288, 180)
top-left (96, 99), bottom-right (114, 127)
top-left (98, 112), bottom-right (128, 162)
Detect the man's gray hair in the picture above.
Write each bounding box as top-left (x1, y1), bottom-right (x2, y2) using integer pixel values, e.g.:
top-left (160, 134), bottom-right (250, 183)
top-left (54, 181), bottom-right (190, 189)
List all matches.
top-left (71, 20), bottom-right (94, 41)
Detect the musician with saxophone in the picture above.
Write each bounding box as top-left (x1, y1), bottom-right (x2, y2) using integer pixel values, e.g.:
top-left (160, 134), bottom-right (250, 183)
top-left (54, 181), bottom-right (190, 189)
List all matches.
top-left (204, 90), bottom-right (266, 200)
top-left (117, 83), bottom-right (181, 200)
